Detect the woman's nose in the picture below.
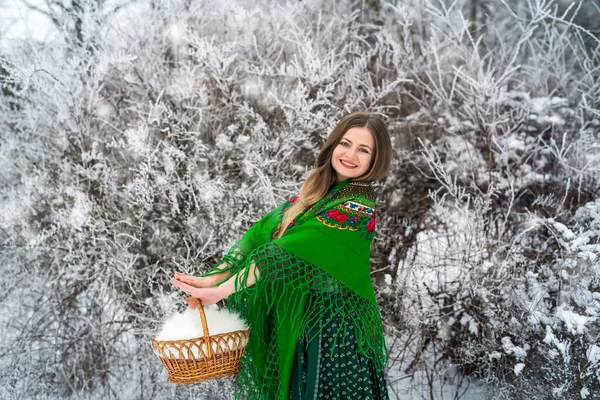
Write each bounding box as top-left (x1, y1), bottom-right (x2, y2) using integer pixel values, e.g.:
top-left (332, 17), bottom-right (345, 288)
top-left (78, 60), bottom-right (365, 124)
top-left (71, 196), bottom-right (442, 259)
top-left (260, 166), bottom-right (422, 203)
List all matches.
top-left (346, 147), bottom-right (358, 159)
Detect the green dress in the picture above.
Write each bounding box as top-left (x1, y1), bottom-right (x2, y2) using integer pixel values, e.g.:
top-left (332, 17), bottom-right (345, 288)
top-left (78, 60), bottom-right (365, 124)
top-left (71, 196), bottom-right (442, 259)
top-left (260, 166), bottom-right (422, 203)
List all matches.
top-left (289, 291), bottom-right (389, 400)
top-left (203, 179), bottom-right (389, 400)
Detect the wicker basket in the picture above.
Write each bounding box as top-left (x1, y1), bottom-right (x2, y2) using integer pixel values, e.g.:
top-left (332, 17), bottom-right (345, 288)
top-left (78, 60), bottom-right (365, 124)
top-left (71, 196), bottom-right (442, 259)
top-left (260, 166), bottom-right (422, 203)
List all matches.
top-left (152, 299), bottom-right (250, 384)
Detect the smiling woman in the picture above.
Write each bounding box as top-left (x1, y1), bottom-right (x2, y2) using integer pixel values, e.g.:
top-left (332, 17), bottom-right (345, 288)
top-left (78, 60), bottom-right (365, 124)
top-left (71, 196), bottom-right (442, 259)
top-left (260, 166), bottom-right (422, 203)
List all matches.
top-left (172, 112), bottom-right (393, 400)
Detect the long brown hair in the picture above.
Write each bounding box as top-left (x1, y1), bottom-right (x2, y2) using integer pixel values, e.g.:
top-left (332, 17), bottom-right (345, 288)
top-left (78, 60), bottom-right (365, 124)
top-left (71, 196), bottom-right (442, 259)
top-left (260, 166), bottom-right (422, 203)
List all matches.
top-left (275, 112), bottom-right (392, 239)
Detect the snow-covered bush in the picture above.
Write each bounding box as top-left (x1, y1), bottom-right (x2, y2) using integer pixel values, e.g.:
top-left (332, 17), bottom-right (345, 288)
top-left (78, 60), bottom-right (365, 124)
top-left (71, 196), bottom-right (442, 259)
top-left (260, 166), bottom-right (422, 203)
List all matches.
top-left (0, 0), bottom-right (402, 398)
top-left (375, 0), bottom-right (600, 398)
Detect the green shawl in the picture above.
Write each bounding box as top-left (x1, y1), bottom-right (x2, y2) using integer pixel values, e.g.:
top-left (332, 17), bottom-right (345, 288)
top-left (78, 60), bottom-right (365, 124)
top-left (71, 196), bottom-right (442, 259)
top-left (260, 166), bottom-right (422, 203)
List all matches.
top-left (202, 179), bottom-right (388, 399)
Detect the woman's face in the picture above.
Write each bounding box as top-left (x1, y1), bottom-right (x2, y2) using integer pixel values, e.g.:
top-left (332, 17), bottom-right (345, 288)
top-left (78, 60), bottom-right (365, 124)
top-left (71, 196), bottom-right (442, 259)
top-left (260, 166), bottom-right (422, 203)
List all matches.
top-left (331, 126), bottom-right (374, 183)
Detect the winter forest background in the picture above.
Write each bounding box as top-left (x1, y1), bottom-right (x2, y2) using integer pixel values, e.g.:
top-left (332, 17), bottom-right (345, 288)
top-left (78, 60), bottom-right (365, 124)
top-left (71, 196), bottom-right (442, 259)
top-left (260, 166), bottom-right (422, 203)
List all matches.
top-left (1, 0), bottom-right (599, 399)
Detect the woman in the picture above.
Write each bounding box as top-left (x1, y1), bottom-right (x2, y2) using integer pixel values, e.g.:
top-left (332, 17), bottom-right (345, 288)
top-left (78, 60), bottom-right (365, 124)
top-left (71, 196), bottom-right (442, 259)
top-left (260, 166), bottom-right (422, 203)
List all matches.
top-left (172, 112), bottom-right (393, 399)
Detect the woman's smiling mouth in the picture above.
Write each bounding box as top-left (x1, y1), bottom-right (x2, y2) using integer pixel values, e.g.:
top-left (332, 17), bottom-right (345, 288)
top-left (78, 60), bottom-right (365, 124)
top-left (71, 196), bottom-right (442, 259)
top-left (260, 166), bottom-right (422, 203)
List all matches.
top-left (340, 160), bottom-right (357, 168)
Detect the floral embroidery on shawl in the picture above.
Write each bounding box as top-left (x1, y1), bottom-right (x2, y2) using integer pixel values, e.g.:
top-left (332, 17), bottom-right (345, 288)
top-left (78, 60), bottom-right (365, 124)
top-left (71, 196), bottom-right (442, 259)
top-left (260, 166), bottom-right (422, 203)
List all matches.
top-left (315, 182), bottom-right (377, 240)
top-left (272, 180), bottom-right (378, 241)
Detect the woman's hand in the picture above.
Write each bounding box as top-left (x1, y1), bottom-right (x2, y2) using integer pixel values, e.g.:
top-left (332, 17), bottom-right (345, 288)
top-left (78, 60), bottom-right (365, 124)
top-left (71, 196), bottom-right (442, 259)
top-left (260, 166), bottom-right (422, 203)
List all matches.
top-left (173, 271), bottom-right (218, 289)
top-left (171, 277), bottom-right (228, 306)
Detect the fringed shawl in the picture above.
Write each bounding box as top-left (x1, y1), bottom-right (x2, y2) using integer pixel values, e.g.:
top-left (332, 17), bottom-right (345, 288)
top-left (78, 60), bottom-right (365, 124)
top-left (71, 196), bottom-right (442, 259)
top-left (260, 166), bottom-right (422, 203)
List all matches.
top-left (202, 179), bottom-right (388, 399)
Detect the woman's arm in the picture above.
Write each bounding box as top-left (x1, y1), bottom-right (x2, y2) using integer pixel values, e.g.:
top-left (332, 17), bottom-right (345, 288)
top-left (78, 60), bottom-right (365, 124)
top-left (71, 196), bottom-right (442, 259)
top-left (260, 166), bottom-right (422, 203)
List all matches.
top-left (200, 260), bottom-right (233, 285)
top-left (218, 259), bottom-right (258, 297)
top-left (213, 260), bottom-right (233, 282)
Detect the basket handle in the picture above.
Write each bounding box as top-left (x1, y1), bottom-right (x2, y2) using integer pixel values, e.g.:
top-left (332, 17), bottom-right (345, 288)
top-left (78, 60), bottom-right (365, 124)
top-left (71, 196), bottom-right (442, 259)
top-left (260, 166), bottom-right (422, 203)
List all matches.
top-left (194, 298), bottom-right (213, 358)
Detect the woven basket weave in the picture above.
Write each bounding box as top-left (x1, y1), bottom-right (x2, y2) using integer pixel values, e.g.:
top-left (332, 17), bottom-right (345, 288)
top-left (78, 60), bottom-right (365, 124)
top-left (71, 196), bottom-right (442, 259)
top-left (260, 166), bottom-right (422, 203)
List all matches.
top-left (152, 299), bottom-right (250, 384)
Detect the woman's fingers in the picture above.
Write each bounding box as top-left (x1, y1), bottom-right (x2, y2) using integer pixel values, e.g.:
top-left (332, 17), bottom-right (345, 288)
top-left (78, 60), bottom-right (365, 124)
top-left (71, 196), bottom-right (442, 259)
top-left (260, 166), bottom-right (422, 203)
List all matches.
top-left (184, 296), bottom-right (198, 308)
top-left (172, 278), bottom-right (224, 305)
top-left (173, 272), bottom-right (214, 288)
top-left (174, 272), bottom-right (193, 281)
top-left (183, 275), bottom-right (202, 285)
top-left (171, 278), bottom-right (195, 294)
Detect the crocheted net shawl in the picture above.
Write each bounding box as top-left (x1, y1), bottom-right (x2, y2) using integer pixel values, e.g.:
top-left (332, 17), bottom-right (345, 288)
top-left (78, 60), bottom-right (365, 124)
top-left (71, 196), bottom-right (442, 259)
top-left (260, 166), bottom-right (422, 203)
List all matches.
top-left (202, 179), bottom-right (388, 399)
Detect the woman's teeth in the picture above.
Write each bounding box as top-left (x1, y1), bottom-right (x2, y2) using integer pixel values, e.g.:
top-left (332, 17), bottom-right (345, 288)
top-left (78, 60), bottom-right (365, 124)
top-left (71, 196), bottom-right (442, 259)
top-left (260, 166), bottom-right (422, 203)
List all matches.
top-left (340, 160), bottom-right (357, 168)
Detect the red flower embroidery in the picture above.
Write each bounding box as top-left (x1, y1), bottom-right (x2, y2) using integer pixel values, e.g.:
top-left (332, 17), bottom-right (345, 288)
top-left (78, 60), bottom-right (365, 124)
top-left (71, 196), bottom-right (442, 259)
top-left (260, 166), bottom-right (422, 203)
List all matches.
top-left (335, 212), bottom-right (348, 223)
top-left (367, 216), bottom-right (376, 232)
top-left (290, 194), bottom-right (299, 203)
top-left (326, 210), bottom-right (349, 223)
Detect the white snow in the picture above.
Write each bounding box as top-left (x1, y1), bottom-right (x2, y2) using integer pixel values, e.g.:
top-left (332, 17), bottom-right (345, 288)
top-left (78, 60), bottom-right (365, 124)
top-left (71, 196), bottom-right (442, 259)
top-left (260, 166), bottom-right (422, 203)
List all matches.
top-left (551, 219), bottom-right (575, 240)
top-left (581, 387), bottom-right (590, 399)
top-left (501, 337), bottom-right (527, 360)
top-left (557, 305), bottom-right (593, 335)
top-left (65, 188), bottom-right (93, 230)
top-left (586, 344), bottom-right (600, 365)
top-left (514, 363), bottom-right (525, 376)
top-left (384, 273), bottom-right (392, 285)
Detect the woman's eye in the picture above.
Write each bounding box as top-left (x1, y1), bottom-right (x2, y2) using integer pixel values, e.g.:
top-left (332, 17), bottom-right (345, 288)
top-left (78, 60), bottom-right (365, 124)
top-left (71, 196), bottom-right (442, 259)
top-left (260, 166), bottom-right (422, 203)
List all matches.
top-left (340, 142), bottom-right (369, 154)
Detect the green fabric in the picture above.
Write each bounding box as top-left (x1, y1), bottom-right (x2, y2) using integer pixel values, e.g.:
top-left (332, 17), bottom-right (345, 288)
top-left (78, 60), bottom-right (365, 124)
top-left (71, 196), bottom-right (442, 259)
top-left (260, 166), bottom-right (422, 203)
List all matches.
top-left (202, 179), bottom-right (388, 400)
top-left (289, 294), bottom-right (389, 400)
